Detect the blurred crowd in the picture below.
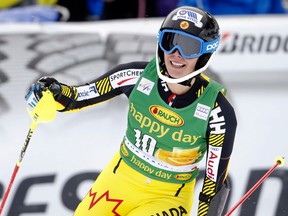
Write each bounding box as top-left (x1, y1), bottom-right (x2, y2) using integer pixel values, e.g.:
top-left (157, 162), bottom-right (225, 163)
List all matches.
top-left (0, 0), bottom-right (287, 22)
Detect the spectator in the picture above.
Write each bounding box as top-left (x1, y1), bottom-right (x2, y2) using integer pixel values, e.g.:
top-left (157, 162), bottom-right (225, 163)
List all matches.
top-left (177, 0), bottom-right (287, 15)
top-left (86, 0), bottom-right (104, 20)
top-left (0, 0), bottom-right (95, 22)
top-left (0, 0), bottom-right (69, 22)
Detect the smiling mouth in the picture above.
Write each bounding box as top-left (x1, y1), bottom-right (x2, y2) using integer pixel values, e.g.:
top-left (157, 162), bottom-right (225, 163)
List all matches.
top-left (171, 61), bottom-right (185, 68)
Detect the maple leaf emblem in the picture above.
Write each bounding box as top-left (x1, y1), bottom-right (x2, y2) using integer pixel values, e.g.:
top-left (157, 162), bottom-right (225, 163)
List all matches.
top-left (89, 189), bottom-right (123, 216)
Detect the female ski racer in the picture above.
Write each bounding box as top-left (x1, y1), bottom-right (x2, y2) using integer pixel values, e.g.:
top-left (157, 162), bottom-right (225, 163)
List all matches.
top-left (25, 6), bottom-right (237, 216)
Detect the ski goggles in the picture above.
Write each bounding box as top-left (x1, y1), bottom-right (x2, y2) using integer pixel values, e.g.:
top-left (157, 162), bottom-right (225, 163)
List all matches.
top-left (158, 29), bottom-right (220, 58)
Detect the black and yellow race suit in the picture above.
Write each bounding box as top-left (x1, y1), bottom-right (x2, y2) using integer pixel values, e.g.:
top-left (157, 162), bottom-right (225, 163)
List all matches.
top-left (55, 59), bottom-right (237, 216)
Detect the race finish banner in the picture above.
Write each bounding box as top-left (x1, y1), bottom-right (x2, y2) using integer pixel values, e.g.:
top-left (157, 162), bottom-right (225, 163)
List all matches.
top-left (0, 15), bottom-right (287, 216)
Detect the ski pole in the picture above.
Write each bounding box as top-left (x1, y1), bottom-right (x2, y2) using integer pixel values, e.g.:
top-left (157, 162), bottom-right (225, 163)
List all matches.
top-left (225, 156), bottom-right (285, 216)
top-left (0, 90), bottom-right (56, 215)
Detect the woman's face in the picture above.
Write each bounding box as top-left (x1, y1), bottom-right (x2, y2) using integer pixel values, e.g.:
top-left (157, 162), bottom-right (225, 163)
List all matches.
top-left (164, 50), bottom-right (198, 79)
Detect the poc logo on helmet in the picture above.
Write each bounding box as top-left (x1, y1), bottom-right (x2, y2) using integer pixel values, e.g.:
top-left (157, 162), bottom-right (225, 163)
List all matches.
top-left (206, 41), bottom-right (219, 51)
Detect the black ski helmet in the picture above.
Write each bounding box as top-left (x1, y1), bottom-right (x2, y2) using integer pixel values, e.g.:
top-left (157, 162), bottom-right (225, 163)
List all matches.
top-left (156, 6), bottom-right (221, 84)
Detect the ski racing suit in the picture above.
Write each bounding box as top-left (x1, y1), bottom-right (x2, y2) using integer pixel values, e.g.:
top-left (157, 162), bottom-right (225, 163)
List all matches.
top-left (54, 58), bottom-right (237, 216)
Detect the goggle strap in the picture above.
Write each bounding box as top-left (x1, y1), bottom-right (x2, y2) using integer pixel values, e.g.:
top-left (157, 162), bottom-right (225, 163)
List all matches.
top-left (202, 36), bottom-right (220, 54)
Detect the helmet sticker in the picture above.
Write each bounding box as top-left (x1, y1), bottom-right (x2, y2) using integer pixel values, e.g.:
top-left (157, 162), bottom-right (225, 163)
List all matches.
top-left (180, 21), bottom-right (189, 29)
top-left (172, 9), bottom-right (203, 28)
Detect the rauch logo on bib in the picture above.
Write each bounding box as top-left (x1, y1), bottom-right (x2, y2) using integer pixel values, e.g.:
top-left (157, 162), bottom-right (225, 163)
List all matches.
top-left (149, 105), bottom-right (184, 127)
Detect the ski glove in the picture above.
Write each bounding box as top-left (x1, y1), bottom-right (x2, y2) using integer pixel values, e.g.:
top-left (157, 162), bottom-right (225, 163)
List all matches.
top-left (25, 77), bottom-right (61, 109)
